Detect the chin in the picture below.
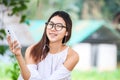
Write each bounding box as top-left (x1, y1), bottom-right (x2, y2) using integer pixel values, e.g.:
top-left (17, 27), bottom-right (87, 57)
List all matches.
top-left (49, 39), bottom-right (57, 43)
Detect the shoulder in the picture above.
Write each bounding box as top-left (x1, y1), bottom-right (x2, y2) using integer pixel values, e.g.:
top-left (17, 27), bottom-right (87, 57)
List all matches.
top-left (25, 44), bottom-right (35, 57)
top-left (25, 44), bottom-right (36, 64)
top-left (25, 44), bottom-right (35, 55)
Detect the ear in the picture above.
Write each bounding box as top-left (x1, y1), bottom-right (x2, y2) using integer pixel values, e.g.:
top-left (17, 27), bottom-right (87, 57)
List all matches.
top-left (65, 32), bottom-right (68, 36)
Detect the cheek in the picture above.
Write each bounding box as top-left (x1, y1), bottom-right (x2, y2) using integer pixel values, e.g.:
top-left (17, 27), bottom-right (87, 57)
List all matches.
top-left (46, 29), bottom-right (49, 36)
top-left (58, 31), bottom-right (66, 38)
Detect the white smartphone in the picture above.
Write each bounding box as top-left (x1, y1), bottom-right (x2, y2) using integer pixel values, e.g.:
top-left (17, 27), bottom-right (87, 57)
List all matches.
top-left (5, 26), bottom-right (21, 48)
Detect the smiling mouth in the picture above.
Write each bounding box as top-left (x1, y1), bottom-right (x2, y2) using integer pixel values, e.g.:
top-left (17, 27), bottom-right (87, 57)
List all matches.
top-left (49, 33), bottom-right (58, 37)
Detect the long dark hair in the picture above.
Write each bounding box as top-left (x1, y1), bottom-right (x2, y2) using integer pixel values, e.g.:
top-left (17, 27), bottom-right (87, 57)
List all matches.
top-left (30, 11), bottom-right (72, 62)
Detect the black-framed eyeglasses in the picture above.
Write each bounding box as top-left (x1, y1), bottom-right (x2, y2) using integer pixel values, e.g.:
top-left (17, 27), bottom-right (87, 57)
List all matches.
top-left (45, 21), bottom-right (66, 31)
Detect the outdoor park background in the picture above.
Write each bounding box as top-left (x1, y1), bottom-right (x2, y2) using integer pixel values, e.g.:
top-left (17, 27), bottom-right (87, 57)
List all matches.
top-left (0, 0), bottom-right (120, 80)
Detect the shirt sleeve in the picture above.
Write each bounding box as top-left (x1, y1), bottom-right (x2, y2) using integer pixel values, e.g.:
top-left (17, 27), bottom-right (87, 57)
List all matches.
top-left (17, 64), bottom-right (42, 80)
top-left (18, 64), bottom-right (71, 80)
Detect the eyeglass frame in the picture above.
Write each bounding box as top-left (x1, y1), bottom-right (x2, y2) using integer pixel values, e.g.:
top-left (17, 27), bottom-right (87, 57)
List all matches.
top-left (45, 21), bottom-right (67, 31)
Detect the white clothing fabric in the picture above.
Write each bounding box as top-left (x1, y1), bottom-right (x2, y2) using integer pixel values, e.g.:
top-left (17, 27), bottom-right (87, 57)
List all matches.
top-left (18, 47), bottom-right (71, 80)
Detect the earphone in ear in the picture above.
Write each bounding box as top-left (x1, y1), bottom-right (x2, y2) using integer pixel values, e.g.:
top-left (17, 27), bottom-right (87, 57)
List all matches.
top-left (65, 32), bottom-right (68, 36)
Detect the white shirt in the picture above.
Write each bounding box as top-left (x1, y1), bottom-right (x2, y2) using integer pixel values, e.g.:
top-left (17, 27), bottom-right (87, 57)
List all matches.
top-left (18, 47), bottom-right (71, 80)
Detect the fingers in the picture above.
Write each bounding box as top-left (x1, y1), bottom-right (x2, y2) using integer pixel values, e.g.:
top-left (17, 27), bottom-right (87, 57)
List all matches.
top-left (7, 36), bottom-right (20, 52)
top-left (7, 35), bottom-right (12, 45)
top-left (10, 41), bottom-right (17, 50)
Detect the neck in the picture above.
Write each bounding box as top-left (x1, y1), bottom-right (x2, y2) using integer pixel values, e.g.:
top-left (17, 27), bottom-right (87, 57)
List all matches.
top-left (49, 42), bottom-right (64, 54)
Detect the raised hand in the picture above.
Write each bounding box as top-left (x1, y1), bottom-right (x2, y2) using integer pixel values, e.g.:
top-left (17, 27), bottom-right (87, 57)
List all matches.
top-left (7, 35), bottom-right (22, 56)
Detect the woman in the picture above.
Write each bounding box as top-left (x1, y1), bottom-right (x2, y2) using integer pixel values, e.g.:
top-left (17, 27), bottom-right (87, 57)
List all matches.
top-left (7, 11), bottom-right (79, 80)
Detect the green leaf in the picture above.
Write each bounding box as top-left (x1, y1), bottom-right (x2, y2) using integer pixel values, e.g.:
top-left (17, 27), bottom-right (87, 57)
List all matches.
top-left (20, 3), bottom-right (27, 10)
top-left (0, 29), bottom-right (6, 40)
top-left (0, 36), bottom-right (3, 40)
top-left (2, 0), bottom-right (30, 23)
top-left (0, 46), bottom-right (8, 55)
top-left (0, 29), bottom-right (6, 36)
top-left (20, 15), bottom-right (26, 22)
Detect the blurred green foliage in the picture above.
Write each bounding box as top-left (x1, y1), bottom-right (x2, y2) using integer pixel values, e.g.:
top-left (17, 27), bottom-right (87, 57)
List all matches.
top-left (0, 0), bottom-right (30, 22)
top-left (0, 60), bottom-right (19, 80)
top-left (25, 0), bottom-right (120, 21)
top-left (72, 69), bottom-right (120, 80)
top-left (0, 0), bottom-right (30, 80)
top-left (0, 46), bottom-right (8, 55)
top-left (6, 62), bottom-right (20, 80)
top-left (0, 29), bottom-right (6, 40)
top-left (100, 0), bottom-right (120, 20)
top-left (0, 0), bottom-right (30, 55)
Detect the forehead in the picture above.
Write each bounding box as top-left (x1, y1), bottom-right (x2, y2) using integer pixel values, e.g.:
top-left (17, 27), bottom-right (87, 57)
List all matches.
top-left (50, 16), bottom-right (66, 25)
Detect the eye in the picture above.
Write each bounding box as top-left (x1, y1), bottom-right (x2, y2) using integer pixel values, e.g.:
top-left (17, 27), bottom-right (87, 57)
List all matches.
top-left (56, 23), bottom-right (63, 27)
top-left (46, 22), bottom-right (53, 29)
top-left (55, 24), bottom-right (62, 30)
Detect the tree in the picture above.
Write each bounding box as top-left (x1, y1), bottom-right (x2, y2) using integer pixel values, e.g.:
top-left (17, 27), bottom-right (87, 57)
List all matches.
top-left (0, 0), bottom-right (30, 80)
top-left (0, 0), bottom-right (30, 22)
top-left (0, 0), bottom-right (30, 54)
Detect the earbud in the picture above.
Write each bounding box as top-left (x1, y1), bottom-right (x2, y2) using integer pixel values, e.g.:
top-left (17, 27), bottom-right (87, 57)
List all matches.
top-left (65, 32), bottom-right (68, 36)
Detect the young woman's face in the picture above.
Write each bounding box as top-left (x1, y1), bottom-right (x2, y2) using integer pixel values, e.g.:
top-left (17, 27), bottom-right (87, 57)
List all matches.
top-left (46, 16), bottom-right (67, 43)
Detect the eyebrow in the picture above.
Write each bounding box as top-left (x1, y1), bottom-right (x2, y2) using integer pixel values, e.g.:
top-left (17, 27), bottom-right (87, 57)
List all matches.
top-left (49, 21), bottom-right (64, 25)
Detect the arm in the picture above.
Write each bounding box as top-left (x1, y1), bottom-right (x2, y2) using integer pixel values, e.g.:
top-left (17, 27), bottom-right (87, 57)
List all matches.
top-left (18, 45), bottom-right (43, 80)
top-left (7, 36), bottom-right (31, 80)
top-left (16, 53), bottom-right (31, 80)
top-left (64, 47), bottom-right (79, 71)
top-left (17, 45), bottom-right (36, 80)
